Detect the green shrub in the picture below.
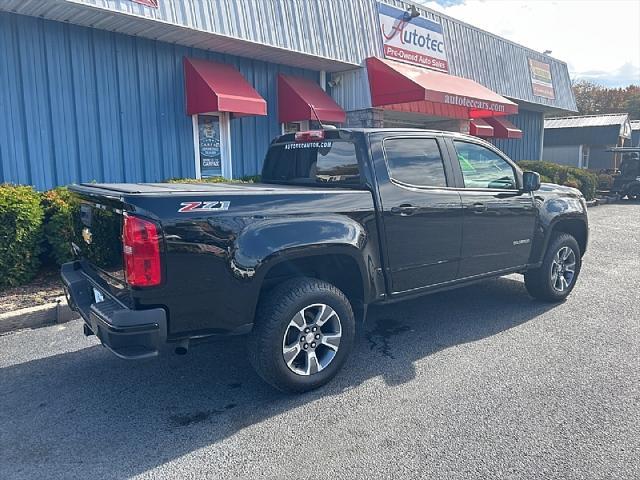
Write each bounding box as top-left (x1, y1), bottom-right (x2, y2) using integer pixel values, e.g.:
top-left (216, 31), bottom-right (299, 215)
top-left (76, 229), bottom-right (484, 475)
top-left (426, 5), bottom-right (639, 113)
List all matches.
top-left (539, 175), bottom-right (553, 183)
top-left (0, 184), bottom-right (44, 288)
top-left (41, 187), bottom-right (79, 266)
top-left (165, 176), bottom-right (260, 184)
top-left (517, 161), bottom-right (597, 200)
top-left (166, 177), bottom-right (229, 184)
top-left (570, 168), bottom-right (597, 200)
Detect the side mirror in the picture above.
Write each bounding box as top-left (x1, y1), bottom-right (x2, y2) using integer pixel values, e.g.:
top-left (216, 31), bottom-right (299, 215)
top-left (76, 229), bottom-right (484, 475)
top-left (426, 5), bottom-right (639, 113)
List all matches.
top-left (522, 171), bottom-right (541, 192)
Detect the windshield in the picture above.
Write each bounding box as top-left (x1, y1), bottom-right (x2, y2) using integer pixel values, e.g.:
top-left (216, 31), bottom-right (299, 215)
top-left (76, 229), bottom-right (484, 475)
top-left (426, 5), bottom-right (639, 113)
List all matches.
top-left (262, 140), bottom-right (361, 186)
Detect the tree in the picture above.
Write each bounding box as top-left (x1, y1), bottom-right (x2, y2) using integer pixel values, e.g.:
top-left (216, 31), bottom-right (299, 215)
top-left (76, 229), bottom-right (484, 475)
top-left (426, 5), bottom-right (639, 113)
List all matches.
top-left (572, 81), bottom-right (640, 119)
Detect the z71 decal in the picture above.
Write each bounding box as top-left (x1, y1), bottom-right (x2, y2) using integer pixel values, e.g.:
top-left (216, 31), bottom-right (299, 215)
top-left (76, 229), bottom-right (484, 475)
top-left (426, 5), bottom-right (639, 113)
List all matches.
top-left (178, 201), bottom-right (231, 213)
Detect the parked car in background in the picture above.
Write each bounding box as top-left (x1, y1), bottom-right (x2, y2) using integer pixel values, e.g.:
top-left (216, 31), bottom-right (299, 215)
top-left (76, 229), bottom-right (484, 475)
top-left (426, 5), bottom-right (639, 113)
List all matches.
top-left (62, 128), bottom-right (589, 393)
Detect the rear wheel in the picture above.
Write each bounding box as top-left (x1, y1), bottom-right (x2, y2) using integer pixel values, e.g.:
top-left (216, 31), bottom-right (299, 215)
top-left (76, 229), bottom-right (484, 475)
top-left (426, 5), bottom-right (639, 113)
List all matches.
top-left (247, 277), bottom-right (355, 393)
top-left (524, 232), bottom-right (582, 302)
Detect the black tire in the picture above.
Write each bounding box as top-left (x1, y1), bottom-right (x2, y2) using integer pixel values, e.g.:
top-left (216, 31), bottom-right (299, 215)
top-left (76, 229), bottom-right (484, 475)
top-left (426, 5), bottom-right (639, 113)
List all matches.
top-left (247, 277), bottom-right (355, 393)
top-left (524, 232), bottom-right (582, 302)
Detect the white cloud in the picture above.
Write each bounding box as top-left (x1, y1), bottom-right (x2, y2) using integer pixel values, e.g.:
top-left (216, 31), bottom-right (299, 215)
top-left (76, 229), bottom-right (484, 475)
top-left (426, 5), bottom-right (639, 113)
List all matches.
top-left (418, 0), bottom-right (640, 87)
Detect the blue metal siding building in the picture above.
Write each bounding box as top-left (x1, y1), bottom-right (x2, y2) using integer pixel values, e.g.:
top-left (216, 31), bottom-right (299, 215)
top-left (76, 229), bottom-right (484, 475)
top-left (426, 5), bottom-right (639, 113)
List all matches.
top-left (488, 110), bottom-right (544, 161)
top-left (0, 0), bottom-right (577, 190)
top-left (0, 12), bottom-right (317, 190)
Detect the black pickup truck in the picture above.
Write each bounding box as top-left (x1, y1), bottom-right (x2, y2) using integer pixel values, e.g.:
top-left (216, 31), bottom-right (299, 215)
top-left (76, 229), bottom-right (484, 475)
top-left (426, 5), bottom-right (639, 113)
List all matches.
top-left (62, 128), bottom-right (588, 392)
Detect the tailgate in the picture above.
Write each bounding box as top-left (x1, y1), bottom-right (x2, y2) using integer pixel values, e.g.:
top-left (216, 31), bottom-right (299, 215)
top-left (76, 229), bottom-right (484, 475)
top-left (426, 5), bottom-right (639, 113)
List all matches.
top-left (69, 186), bottom-right (130, 305)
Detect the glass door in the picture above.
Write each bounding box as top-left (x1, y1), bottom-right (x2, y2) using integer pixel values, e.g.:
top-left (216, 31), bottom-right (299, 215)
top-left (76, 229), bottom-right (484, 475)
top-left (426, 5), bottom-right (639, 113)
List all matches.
top-left (193, 113), bottom-right (232, 179)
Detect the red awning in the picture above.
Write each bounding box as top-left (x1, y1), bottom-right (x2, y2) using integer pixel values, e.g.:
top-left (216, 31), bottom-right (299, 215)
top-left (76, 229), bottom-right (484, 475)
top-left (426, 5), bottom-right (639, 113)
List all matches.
top-left (278, 74), bottom-right (346, 123)
top-left (183, 57), bottom-right (267, 117)
top-left (469, 119), bottom-right (494, 137)
top-left (485, 117), bottom-right (523, 139)
top-left (366, 57), bottom-right (518, 119)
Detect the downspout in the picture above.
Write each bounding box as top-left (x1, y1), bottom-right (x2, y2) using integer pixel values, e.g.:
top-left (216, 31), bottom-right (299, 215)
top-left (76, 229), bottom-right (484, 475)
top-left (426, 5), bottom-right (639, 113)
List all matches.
top-left (539, 114), bottom-right (545, 161)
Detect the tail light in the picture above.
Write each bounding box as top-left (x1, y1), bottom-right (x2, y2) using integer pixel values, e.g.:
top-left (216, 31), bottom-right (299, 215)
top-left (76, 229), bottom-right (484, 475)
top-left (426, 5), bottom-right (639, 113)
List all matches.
top-left (123, 214), bottom-right (162, 287)
top-left (294, 130), bottom-right (325, 142)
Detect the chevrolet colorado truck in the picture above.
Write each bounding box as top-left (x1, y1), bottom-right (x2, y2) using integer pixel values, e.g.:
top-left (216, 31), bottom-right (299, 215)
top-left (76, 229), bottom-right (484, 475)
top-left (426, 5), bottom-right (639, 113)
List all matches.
top-left (62, 128), bottom-right (589, 392)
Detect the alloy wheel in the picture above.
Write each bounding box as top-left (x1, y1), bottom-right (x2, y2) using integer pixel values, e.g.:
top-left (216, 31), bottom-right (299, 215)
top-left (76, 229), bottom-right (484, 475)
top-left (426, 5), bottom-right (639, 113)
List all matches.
top-left (550, 246), bottom-right (576, 293)
top-left (282, 303), bottom-right (342, 376)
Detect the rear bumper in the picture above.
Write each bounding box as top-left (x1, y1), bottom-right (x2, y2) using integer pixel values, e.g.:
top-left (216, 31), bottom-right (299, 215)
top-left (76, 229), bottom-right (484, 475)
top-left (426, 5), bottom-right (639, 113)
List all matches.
top-left (61, 262), bottom-right (167, 360)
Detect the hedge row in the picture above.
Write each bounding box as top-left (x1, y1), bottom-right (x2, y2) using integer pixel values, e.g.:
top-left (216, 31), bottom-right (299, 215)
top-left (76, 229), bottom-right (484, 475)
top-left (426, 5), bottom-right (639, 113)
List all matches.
top-left (165, 175), bottom-right (261, 184)
top-left (0, 186), bottom-right (44, 288)
top-left (517, 161), bottom-right (598, 200)
top-left (0, 185), bottom-right (77, 288)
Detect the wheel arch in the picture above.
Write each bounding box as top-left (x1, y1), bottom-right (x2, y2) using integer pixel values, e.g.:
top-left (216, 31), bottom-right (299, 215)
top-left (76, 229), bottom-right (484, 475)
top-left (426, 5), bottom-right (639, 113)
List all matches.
top-left (256, 247), bottom-right (371, 323)
top-left (551, 218), bottom-right (588, 257)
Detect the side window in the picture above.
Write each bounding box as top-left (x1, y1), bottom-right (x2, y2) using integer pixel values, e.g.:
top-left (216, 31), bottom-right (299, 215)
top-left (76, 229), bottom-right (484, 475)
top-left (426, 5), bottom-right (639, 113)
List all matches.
top-left (453, 141), bottom-right (518, 190)
top-left (384, 138), bottom-right (448, 187)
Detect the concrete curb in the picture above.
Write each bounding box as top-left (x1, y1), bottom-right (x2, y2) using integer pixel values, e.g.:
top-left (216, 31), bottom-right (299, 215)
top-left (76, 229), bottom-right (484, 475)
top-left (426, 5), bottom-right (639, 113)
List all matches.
top-left (0, 296), bottom-right (79, 334)
top-left (597, 196), bottom-right (619, 205)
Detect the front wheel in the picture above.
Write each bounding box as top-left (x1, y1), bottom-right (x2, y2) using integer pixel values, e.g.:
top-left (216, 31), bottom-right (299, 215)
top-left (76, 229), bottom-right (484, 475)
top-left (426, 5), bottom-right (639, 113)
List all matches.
top-left (247, 277), bottom-right (355, 393)
top-left (524, 233), bottom-right (582, 302)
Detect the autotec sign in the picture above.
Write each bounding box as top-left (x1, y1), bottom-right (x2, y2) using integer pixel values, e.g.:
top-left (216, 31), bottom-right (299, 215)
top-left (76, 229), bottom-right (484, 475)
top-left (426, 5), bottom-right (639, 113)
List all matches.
top-left (442, 94), bottom-right (509, 114)
top-left (378, 2), bottom-right (448, 73)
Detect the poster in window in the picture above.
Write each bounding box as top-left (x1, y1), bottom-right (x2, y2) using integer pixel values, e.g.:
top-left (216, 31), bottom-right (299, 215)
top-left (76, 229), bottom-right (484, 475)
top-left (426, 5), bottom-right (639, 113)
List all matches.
top-left (528, 59), bottom-right (555, 99)
top-left (198, 115), bottom-right (222, 177)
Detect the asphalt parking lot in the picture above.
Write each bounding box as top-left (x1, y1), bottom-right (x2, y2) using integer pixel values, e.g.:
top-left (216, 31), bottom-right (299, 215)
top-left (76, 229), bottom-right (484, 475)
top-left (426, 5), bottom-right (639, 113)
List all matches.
top-left (1, 203), bottom-right (639, 479)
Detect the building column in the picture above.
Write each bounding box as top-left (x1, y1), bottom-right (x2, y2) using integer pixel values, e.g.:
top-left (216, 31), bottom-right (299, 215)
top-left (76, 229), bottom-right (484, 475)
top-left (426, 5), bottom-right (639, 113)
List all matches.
top-left (423, 118), bottom-right (470, 134)
top-left (345, 108), bottom-right (385, 128)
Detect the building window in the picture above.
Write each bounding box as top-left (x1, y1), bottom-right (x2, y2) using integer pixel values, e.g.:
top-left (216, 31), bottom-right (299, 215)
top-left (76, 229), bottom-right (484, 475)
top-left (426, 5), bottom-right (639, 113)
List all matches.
top-left (282, 120), bottom-right (336, 134)
top-left (192, 113), bottom-right (232, 179)
top-left (282, 120), bottom-right (310, 134)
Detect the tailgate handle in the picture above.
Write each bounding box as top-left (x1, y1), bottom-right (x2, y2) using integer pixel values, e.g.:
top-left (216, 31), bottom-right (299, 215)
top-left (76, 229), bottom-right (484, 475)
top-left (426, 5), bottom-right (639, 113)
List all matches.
top-left (390, 204), bottom-right (419, 216)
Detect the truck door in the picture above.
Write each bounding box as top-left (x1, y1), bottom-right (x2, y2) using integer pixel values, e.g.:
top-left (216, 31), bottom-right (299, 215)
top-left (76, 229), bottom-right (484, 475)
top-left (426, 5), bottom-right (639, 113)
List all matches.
top-left (447, 139), bottom-right (537, 278)
top-left (372, 135), bottom-right (463, 294)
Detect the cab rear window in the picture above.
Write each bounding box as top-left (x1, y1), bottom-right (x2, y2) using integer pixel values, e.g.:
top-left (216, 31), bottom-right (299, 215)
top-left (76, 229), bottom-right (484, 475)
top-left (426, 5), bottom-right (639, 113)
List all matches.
top-left (262, 140), bottom-right (360, 186)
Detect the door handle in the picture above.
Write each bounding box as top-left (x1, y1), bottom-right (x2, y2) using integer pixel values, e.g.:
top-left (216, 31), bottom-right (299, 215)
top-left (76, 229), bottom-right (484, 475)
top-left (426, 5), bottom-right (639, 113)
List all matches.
top-left (471, 202), bottom-right (487, 213)
top-left (390, 204), bottom-right (419, 216)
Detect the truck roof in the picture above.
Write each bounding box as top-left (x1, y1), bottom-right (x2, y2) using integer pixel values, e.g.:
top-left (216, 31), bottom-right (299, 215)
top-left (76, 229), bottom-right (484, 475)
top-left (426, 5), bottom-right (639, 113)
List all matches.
top-left (272, 127), bottom-right (500, 150)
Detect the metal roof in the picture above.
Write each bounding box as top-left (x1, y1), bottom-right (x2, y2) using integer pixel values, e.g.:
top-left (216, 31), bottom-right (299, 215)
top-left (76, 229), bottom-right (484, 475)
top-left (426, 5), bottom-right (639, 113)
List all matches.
top-left (544, 114), bottom-right (630, 129)
top-left (1, 0), bottom-right (577, 113)
top-left (0, 0), bottom-right (378, 72)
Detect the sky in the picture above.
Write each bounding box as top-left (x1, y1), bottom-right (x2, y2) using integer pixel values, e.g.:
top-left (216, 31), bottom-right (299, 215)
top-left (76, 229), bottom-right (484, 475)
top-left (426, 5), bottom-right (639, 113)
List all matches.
top-left (417, 0), bottom-right (640, 87)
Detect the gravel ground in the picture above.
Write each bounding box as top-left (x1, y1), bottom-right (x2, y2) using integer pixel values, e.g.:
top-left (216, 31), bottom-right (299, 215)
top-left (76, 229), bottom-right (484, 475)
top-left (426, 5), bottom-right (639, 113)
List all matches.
top-left (0, 269), bottom-right (64, 314)
top-left (1, 203), bottom-right (638, 479)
